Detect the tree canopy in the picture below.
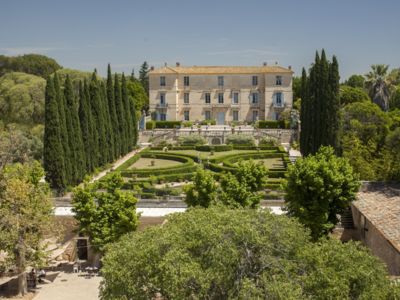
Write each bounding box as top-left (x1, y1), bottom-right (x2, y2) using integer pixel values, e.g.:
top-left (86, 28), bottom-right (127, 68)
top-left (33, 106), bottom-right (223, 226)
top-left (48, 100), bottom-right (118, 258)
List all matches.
top-left (285, 146), bottom-right (360, 240)
top-left (72, 173), bottom-right (139, 252)
top-left (100, 207), bottom-right (398, 300)
top-left (0, 72), bottom-right (46, 124)
top-left (0, 161), bottom-right (52, 295)
top-left (0, 54), bottom-right (62, 78)
top-left (339, 85), bottom-right (370, 105)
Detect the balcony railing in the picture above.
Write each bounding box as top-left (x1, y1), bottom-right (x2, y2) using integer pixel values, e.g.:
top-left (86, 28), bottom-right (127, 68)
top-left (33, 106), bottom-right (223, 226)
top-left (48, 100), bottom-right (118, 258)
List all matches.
top-left (273, 102), bottom-right (285, 108)
top-left (156, 103), bottom-right (168, 108)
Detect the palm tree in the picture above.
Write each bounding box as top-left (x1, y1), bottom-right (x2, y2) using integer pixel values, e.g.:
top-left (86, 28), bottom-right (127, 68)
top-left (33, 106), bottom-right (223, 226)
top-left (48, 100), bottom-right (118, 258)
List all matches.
top-left (365, 64), bottom-right (391, 111)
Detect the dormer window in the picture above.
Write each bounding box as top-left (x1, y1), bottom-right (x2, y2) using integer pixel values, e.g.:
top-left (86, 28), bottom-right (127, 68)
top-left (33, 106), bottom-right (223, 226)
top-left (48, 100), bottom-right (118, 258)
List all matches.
top-left (218, 76), bottom-right (224, 87)
top-left (276, 75), bottom-right (282, 86)
top-left (184, 76), bottom-right (190, 86)
top-left (252, 76), bottom-right (258, 86)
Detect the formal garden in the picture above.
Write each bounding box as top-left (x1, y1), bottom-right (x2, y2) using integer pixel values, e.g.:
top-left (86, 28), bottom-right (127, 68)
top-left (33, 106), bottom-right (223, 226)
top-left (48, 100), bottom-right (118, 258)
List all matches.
top-left (100, 134), bottom-right (290, 200)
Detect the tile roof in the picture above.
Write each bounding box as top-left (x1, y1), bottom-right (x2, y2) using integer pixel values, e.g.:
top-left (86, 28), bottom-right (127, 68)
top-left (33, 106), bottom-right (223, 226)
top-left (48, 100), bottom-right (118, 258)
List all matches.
top-left (354, 183), bottom-right (400, 252)
top-left (149, 65), bottom-right (293, 75)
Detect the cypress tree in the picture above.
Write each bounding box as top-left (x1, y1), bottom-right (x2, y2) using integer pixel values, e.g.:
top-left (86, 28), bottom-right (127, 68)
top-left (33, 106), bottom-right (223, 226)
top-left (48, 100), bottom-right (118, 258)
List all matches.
top-left (114, 74), bottom-right (126, 156)
top-left (300, 68), bottom-right (309, 155)
top-left (54, 72), bottom-right (72, 184)
top-left (79, 80), bottom-right (92, 173)
top-left (130, 93), bottom-right (138, 147)
top-left (107, 64), bottom-right (119, 161)
top-left (121, 73), bottom-right (132, 151)
top-left (328, 55), bottom-right (340, 152)
top-left (89, 72), bottom-right (107, 166)
top-left (43, 77), bottom-right (66, 192)
top-left (85, 80), bottom-right (98, 170)
top-left (100, 80), bottom-right (113, 162)
top-left (64, 75), bottom-right (85, 184)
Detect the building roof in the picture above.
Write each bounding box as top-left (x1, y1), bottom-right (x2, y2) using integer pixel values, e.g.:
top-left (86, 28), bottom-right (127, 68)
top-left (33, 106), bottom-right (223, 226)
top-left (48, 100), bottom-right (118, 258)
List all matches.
top-left (149, 65), bottom-right (293, 75)
top-left (354, 183), bottom-right (400, 252)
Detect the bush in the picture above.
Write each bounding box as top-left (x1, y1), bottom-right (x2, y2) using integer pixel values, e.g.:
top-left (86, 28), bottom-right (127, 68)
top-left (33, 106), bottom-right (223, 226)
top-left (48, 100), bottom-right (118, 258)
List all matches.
top-left (178, 135), bottom-right (206, 145)
top-left (200, 119), bottom-right (216, 125)
top-left (146, 121), bottom-right (155, 130)
top-left (257, 120), bottom-right (288, 129)
top-left (182, 121), bottom-right (193, 128)
top-left (225, 134), bottom-right (255, 145)
top-left (101, 208), bottom-right (398, 300)
top-left (259, 137), bottom-right (278, 146)
top-left (155, 121), bottom-right (182, 128)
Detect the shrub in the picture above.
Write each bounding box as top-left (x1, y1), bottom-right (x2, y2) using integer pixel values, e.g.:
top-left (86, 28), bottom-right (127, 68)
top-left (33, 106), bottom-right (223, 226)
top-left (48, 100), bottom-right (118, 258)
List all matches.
top-left (200, 119), bottom-right (216, 125)
top-left (155, 121), bottom-right (182, 128)
top-left (225, 134), bottom-right (255, 145)
top-left (182, 121), bottom-right (193, 128)
top-left (178, 135), bottom-right (206, 145)
top-left (257, 120), bottom-right (288, 129)
top-left (146, 120), bottom-right (155, 130)
top-left (259, 137), bottom-right (278, 146)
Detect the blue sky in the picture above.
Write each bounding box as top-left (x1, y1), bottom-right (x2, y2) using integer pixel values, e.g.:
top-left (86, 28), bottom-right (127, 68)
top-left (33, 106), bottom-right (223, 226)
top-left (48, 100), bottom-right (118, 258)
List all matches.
top-left (1, 0), bottom-right (399, 80)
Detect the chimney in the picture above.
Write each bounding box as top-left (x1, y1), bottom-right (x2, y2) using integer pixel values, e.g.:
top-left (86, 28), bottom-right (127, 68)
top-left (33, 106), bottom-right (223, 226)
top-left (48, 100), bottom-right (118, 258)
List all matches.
top-left (150, 66), bottom-right (154, 71)
top-left (176, 62), bottom-right (180, 67)
top-left (164, 62), bottom-right (167, 67)
top-left (288, 65), bottom-right (292, 70)
top-left (263, 62), bottom-right (267, 66)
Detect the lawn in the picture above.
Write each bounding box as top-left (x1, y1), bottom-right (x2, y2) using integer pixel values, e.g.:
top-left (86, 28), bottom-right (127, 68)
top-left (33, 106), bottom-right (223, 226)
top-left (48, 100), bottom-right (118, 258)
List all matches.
top-left (129, 158), bottom-right (183, 169)
top-left (251, 158), bottom-right (285, 169)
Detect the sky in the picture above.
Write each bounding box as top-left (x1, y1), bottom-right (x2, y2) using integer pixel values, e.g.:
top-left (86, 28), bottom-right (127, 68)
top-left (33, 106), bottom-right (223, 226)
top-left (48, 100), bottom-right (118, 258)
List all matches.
top-left (1, 0), bottom-right (399, 80)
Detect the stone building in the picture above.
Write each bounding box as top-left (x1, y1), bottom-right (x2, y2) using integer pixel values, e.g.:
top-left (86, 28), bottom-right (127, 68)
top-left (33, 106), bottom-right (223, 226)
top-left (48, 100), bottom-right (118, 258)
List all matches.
top-left (351, 183), bottom-right (400, 275)
top-left (149, 63), bottom-right (293, 124)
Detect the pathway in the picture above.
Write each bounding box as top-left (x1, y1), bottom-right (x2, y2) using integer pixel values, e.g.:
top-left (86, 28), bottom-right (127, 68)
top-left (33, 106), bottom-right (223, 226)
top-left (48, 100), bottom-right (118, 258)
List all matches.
top-left (89, 146), bottom-right (145, 183)
top-left (33, 272), bottom-right (101, 300)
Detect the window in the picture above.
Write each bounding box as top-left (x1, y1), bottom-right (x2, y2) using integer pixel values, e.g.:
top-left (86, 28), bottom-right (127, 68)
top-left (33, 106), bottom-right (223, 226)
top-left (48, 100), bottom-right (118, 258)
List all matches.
top-left (184, 76), bottom-right (190, 86)
top-left (205, 110), bottom-right (211, 120)
top-left (252, 76), bottom-right (258, 86)
top-left (251, 92), bottom-right (259, 104)
top-left (275, 92), bottom-right (283, 106)
top-left (160, 76), bottom-right (166, 86)
top-left (218, 76), bottom-right (224, 86)
top-left (252, 110), bottom-right (259, 121)
top-left (218, 93), bottom-right (224, 103)
top-left (184, 93), bottom-right (189, 104)
top-left (205, 93), bottom-right (211, 104)
top-left (233, 110), bottom-right (239, 121)
top-left (233, 92), bottom-right (239, 104)
top-left (160, 113), bottom-right (166, 121)
top-left (160, 93), bottom-right (166, 105)
top-left (184, 110), bottom-right (190, 121)
top-left (276, 75), bottom-right (282, 86)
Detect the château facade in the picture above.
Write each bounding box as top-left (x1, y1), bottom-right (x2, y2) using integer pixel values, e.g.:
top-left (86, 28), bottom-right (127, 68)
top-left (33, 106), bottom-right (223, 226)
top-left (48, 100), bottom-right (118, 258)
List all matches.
top-left (149, 63), bottom-right (293, 125)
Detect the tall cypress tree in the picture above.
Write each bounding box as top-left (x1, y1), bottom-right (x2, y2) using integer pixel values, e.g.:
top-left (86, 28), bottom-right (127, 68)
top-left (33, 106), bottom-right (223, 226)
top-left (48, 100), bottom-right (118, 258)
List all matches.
top-left (114, 73), bottom-right (126, 156)
top-left (100, 80), bottom-right (113, 162)
top-left (64, 75), bottom-right (85, 184)
top-left (89, 72), bottom-right (107, 165)
top-left (79, 80), bottom-right (92, 173)
top-left (300, 50), bottom-right (340, 156)
top-left (107, 64), bottom-right (119, 161)
top-left (121, 73), bottom-right (132, 151)
top-left (54, 72), bottom-right (72, 184)
top-left (43, 77), bottom-right (66, 192)
top-left (85, 79), bottom-right (98, 170)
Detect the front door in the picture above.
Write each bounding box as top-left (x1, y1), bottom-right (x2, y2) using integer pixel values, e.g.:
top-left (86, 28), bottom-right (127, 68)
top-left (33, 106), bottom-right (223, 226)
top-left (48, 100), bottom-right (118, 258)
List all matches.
top-left (217, 112), bottom-right (225, 125)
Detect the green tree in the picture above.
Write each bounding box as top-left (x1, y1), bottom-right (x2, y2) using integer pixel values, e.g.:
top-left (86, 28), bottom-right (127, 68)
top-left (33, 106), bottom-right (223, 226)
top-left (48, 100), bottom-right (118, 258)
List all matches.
top-left (114, 73), bottom-right (126, 157)
top-left (43, 76), bottom-right (66, 191)
top-left (72, 173), bottom-right (139, 252)
top-left (121, 73), bottom-right (133, 151)
top-left (139, 61), bottom-right (149, 101)
top-left (106, 65), bottom-right (118, 161)
top-left (184, 168), bottom-right (218, 207)
top-left (54, 72), bottom-right (72, 185)
top-left (64, 75), bottom-right (85, 183)
top-left (344, 74), bottom-right (365, 88)
top-left (390, 85), bottom-right (400, 110)
top-left (300, 50), bottom-right (340, 155)
top-left (339, 85), bottom-right (370, 105)
top-left (0, 54), bottom-right (61, 78)
top-left (0, 72), bottom-right (46, 124)
top-left (285, 146), bottom-right (360, 240)
top-left (0, 162), bottom-right (52, 296)
top-left (127, 76), bottom-right (149, 113)
top-left (365, 64), bottom-right (392, 111)
top-left (100, 207), bottom-right (398, 300)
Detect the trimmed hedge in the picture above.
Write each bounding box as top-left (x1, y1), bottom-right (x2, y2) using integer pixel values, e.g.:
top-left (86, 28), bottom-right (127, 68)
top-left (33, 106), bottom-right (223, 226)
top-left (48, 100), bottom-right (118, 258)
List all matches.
top-left (257, 120), bottom-right (289, 129)
top-left (200, 119), bottom-right (216, 125)
top-left (155, 121), bottom-right (182, 128)
top-left (194, 144), bottom-right (233, 152)
top-left (222, 152), bottom-right (285, 169)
